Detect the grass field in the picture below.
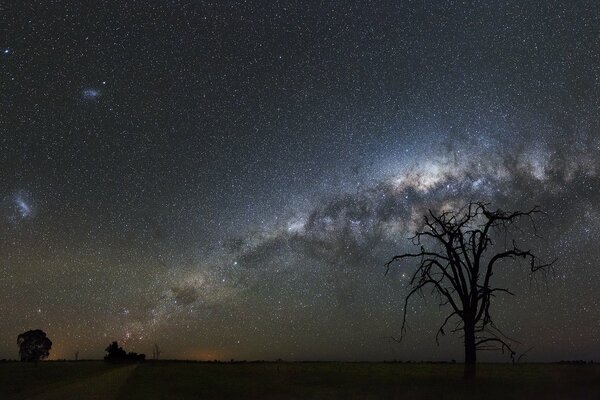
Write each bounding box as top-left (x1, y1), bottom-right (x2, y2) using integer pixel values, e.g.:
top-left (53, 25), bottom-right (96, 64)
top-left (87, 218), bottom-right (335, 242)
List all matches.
top-left (1, 361), bottom-right (599, 399)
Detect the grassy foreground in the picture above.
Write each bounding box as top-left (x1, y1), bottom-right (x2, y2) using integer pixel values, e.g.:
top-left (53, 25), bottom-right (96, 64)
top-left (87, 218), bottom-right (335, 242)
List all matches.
top-left (1, 361), bottom-right (599, 399)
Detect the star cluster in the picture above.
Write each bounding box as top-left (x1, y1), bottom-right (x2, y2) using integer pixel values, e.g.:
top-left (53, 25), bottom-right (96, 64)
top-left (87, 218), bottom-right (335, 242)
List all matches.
top-left (1, 1), bottom-right (599, 361)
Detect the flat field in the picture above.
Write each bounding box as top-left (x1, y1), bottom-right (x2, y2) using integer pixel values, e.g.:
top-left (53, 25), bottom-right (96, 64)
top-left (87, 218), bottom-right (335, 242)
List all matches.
top-left (1, 361), bottom-right (598, 399)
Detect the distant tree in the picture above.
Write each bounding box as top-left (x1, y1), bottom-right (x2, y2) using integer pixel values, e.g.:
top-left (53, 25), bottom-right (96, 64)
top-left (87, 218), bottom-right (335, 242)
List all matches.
top-left (104, 341), bottom-right (127, 361)
top-left (127, 352), bottom-right (146, 361)
top-left (152, 343), bottom-right (161, 360)
top-left (104, 341), bottom-right (145, 362)
top-left (17, 329), bottom-right (52, 362)
top-left (386, 202), bottom-right (555, 379)
top-left (74, 350), bottom-right (79, 361)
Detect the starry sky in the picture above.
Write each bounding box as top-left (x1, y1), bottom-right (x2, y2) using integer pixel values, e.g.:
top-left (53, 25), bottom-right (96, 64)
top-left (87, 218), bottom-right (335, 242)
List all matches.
top-left (1, 1), bottom-right (599, 362)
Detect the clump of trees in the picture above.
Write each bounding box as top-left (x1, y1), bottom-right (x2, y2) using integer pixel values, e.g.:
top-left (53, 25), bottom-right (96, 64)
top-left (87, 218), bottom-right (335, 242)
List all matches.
top-left (386, 202), bottom-right (555, 379)
top-left (17, 330), bottom-right (52, 362)
top-left (104, 341), bottom-right (145, 362)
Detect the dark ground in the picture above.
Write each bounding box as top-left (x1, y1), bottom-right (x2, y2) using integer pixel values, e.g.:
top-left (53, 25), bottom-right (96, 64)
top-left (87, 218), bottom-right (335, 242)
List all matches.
top-left (1, 361), bottom-right (599, 399)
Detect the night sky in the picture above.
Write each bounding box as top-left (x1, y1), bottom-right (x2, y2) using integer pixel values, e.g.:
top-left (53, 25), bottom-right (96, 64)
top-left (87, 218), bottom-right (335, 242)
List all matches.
top-left (2, 1), bottom-right (599, 362)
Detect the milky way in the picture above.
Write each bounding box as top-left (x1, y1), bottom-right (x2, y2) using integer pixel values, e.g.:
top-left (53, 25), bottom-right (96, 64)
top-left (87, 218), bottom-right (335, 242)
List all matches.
top-left (1, 1), bottom-right (599, 361)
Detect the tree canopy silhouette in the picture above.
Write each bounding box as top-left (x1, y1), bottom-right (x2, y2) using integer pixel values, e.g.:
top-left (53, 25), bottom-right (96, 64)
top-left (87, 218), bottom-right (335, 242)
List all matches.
top-left (104, 341), bottom-right (145, 362)
top-left (17, 329), bottom-right (52, 362)
top-left (386, 201), bottom-right (555, 379)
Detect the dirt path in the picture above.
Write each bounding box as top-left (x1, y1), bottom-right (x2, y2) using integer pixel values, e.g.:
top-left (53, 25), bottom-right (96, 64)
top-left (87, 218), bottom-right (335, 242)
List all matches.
top-left (26, 364), bottom-right (138, 400)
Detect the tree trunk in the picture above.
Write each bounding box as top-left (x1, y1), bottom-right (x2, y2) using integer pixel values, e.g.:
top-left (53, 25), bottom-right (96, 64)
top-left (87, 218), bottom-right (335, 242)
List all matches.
top-left (464, 324), bottom-right (477, 380)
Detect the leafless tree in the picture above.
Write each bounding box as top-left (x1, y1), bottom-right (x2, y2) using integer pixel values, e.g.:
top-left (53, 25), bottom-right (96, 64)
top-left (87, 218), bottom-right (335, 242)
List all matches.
top-left (386, 201), bottom-right (555, 379)
top-left (152, 343), bottom-right (161, 361)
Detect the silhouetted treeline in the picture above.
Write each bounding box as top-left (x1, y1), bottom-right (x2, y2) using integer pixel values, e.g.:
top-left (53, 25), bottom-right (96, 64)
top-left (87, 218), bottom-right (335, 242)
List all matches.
top-left (556, 360), bottom-right (596, 365)
top-left (104, 341), bottom-right (145, 362)
top-left (382, 360), bottom-right (458, 364)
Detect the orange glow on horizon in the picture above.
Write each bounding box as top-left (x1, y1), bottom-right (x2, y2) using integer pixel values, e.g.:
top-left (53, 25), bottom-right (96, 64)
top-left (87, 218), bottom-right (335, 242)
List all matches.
top-left (181, 348), bottom-right (224, 361)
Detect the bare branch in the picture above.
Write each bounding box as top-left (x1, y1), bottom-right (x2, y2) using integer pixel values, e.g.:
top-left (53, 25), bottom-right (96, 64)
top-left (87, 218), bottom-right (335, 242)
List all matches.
top-left (385, 201), bottom-right (555, 378)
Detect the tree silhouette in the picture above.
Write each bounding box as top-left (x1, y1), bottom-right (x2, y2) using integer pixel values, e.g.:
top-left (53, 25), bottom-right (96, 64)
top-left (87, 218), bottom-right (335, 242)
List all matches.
top-left (386, 202), bottom-right (555, 379)
top-left (152, 343), bottom-right (161, 360)
top-left (104, 341), bottom-right (145, 362)
top-left (104, 341), bottom-right (127, 361)
top-left (17, 329), bottom-right (52, 362)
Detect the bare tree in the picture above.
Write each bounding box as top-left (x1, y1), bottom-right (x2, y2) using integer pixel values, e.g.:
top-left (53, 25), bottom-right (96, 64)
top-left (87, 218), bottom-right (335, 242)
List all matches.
top-left (386, 202), bottom-right (555, 379)
top-left (152, 343), bottom-right (161, 361)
